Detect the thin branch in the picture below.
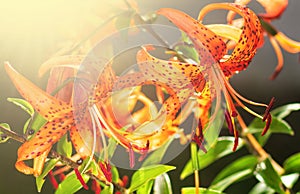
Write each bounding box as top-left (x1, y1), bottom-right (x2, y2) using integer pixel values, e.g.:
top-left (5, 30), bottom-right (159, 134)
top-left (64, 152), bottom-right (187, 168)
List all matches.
top-left (0, 125), bottom-right (127, 193)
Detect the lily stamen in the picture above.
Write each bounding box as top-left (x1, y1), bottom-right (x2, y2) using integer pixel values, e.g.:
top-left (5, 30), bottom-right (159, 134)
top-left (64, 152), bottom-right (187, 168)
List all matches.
top-left (262, 114), bottom-right (272, 136)
top-left (263, 97), bottom-right (276, 121)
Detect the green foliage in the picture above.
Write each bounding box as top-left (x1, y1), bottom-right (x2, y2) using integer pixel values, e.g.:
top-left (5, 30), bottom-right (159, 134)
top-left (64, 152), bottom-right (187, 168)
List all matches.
top-left (181, 187), bottom-right (225, 194)
top-left (36, 159), bottom-right (59, 192)
top-left (255, 158), bottom-right (285, 194)
top-left (0, 123), bottom-right (11, 143)
top-left (56, 134), bottom-right (72, 158)
top-left (55, 173), bottom-right (89, 194)
top-left (129, 165), bottom-right (176, 192)
top-left (212, 155), bottom-right (258, 186)
top-left (7, 97), bottom-right (34, 116)
top-left (181, 137), bottom-right (244, 180)
top-left (284, 153), bottom-right (300, 174)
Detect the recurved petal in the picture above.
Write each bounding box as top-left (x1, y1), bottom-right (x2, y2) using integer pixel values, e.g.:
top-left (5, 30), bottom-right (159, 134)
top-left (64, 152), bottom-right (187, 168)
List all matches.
top-left (4, 62), bottom-right (72, 119)
top-left (157, 8), bottom-right (227, 63)
top-left (199, 3), bottom-right (263, 76)
top-left (227, 0), bottom-right (251, 23)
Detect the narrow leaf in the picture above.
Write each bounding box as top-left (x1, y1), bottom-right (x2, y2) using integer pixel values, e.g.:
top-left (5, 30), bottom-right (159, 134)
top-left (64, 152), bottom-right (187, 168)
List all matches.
top-left (283, 153), bottom-right (300, 174)
top-left (181, 187), bottom-right (225, 194)
top-left (255, 158), bottom-right (285, 194)
top-left (181, 137), bottom-right (244, 180)
top-left (36, 159), bottom-right (59, 192)
top-left (153, 173), bottom-right (172, 194)
top-left (247, 116), bottom-right (294, 135)
top-left (7, 97), bottom-right (34, 116)
top-left (137, 180), bottom-right (154, 194)
top-left (56, 134), bottom-right (72, 158)
top-left (212, 155), bottom-right (258, 184)
top-left (271, 103), bottom-right (300, 119)
top-left (101, 185), bottom-right (114, 194)
top-left (209, 169), bottom-right (252, 191)
top-left (129, 165), bottom-right (176, 192)
top-left (55, 172), bottom-right (89, 194)
top-left (0, 123), bottom-right (11, 143)
top-left (30, 113), bottom-right (47, 135)
top-left (111, 165), bottom-right (119, 183)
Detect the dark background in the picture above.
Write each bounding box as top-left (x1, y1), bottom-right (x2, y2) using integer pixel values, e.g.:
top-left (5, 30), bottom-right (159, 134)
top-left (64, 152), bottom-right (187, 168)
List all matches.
top-left (0, 0), bottom-right (299, 193)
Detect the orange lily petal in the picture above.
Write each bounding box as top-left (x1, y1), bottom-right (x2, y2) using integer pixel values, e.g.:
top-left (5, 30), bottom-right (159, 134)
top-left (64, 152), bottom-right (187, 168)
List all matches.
top-left (5, 62), bottom-right (74, 175)
top-left (198, 3), bottom-right (263, 76)
top-left (157, 8), bottom-right (227, 64)
top-left (256, 0), bottom-right (288, 20)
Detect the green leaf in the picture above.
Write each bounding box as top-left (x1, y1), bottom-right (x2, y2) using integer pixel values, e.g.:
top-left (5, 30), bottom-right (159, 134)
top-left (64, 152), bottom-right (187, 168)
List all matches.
top-left (0, 123), bottom-right (11, 143)
top-left (180, 137), bottom-right (244, 180)
top-left (7, 97), bottom-right (34, 116)
top-left (247, 116), bottom-right (293, 135)
top-left (283, 153), bottom-right (300, 174)
top-left (281, 173), bottom-right (299, 189)
top-left (101, 184), bottom-right (114, 194)
top-left (255, 158), bottom-right (285, 194)
top-left (212, 155), bottom-right (258, 184)
top-left (55, 172), bottom-right (89, 194)
top-left (271, 103), bottom-right (300, 119)
top-left (249, 182), bottom-right (275, 194)
top-left (181, 187), bottom-right (225, 194)
top-left (129, 164), bottom-right (176, 192)
top-left (111, 165), bottom-right (119, 183)
top-left (56, 134), bottom-right (72, 158)
top-left (153, 173), bottom-right (172, 194)
top-left (23, 117), bottom-right (31, 134)
top-left (210, 169), bottom-right (252, 191)
top-left (253, 132), bottom-right (271, 146)
top-left (30, 113), bottom-right (47, 136)
top-left (137, 180), bottom-right (154, 194)
top-left (36, 159), bottom-right (59, 192)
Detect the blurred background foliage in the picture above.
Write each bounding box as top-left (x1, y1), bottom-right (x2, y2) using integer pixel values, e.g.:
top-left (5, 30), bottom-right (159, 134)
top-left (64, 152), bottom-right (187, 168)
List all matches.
top-left (0, 0), bottom-right (299, 193)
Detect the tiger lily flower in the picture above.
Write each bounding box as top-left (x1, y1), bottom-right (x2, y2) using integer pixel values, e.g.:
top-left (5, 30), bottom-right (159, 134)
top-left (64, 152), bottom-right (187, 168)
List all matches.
top-left (157, 3), bottom-right (273, 150)
top-left (227, 0), bottom-right (300, 79)
top-left (4, 62), bottom-right (112, 184)
top-left (5, 62), bottom-right (74, 176)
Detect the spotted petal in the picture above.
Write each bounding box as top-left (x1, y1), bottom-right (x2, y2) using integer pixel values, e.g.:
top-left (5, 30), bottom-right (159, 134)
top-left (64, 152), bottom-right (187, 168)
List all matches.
top-left (198, 3), bottom-right (263, 76)
top-left (5, 62), bottom-right (73, 176)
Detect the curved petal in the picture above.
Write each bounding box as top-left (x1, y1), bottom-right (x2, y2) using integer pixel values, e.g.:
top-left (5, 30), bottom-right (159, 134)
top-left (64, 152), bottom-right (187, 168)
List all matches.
top-left (199, 3), bottom-right (263, 76)
top-left (206, 24), bottom-right (242, 43)
top-left (157, 8), bottom-right (227, 64)
top-left (5, 63), bottom-right (74, 175)
top-left (275, 32), bottom-right (300, 53)
top-left (5, 62), bottom-right (72, 119)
